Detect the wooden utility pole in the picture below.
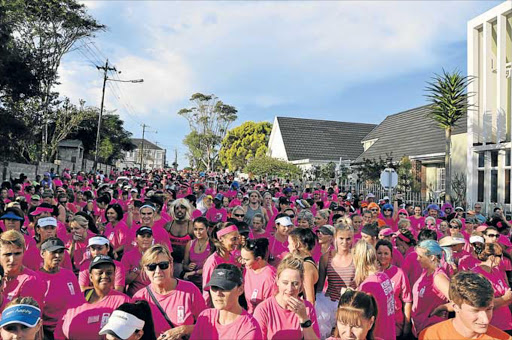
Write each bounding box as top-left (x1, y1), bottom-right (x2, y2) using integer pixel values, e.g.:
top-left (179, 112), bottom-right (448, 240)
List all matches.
top-left (93, 59), bottom-right (116, 172)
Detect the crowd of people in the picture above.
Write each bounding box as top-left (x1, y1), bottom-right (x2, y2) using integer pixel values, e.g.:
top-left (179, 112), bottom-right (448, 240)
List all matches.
top-left (0, 168), bottom-right (511, 339)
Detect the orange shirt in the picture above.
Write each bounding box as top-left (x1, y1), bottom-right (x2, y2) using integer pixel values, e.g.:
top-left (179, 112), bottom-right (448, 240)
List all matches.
top-left (419, 319), bottom-right (512, 340)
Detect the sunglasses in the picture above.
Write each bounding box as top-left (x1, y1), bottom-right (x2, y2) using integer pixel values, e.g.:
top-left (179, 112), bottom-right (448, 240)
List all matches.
top-left (399, 213), bottom-right (407, 215)
top-left (383, 209), bottom-right (392, 211)
top-left (287, 214), bottom-right (295, 219)
top-left (371, 209), bottom-right (378, 212)
top-left (145, 261), bottom-right (170, 271)
top-left (487, 234), bottom-right (499, 238)
top-left (449, 225), bottom-right (460, 229)
top-left (234, 214), bottom-right (245, 218)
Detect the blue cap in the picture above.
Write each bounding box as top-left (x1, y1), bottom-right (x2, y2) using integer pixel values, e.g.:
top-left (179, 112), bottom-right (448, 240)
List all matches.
top-left (0, 304), bottom-right (41, 328)
top-left (0, 212), bottom-right (24, 221)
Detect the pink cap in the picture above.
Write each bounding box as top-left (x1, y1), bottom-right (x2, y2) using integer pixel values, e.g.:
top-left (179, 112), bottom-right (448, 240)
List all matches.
top-left (476, 225), bottom-right (488, 232)
top-left (379, 228), bottom-right (394, 237)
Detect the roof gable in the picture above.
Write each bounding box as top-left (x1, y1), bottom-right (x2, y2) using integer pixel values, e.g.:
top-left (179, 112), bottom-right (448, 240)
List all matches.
top-left (131, 138), bottom-right (162, 150)
top-left (356, 105), bottom-right (467, 162)
top-left (276, 117), bottom-right (377, 161)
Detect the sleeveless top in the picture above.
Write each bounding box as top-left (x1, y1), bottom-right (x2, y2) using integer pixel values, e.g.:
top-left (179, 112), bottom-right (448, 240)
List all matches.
top-left (244, 205), bottom-right (263, 225)
top-left (167, 220), bottom-right (193, 263)
top-left (326, 252), bottom-right (356, 301)
top-left (189, 239), bottom-right (211, 270)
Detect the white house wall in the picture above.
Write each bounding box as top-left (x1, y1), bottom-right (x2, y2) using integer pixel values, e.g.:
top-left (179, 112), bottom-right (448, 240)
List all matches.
top-left (267, 117), bottom-right (289, 161)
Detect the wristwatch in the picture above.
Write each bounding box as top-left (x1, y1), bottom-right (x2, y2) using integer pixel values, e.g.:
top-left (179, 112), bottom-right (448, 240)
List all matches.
top-left (300, 319), bottom-right (312, 328)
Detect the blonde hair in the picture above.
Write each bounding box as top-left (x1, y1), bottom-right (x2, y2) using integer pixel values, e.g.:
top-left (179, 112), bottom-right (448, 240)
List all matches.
top-left (0, 230), bottom-right (25, 251)
top-left (169, 198), bottom-right (193, 220)
top-left (317, 209), bottom-right (330, 220)
top-left (71, 215), bottom-right (89, 228)
top-left (353, 240), bottom-right (379, 286)
top-left (141, 244), bottom-right (173, 267)
top-left (276, 253), bottom-right (304, 281)
top-left (397, 218), bottom-right (411, 230)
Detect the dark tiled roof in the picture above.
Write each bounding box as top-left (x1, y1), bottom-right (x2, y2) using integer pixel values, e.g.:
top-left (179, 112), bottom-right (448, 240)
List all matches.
top-left (355, 105), bottom-right (467, 163)
top-left (58, 139), bottom-right (83, 148)
top-left (131, 138), bottom-right (162, 150)
top-left (276, 117), bottom-right (377, 161)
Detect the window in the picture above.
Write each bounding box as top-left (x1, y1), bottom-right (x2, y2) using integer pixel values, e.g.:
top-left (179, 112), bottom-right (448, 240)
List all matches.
top-left (478, 170), bottom-right (485, 202)
top-left (491, 151), bottom-right (499, 167)
top-left (437, 168), bottom-right (445, 191)
top-left (478, 153), bottom-right (485, 167)
top-left (506, 169), bottom-right (510, 204)
top-left (491, 170), bottom-right (498, 203)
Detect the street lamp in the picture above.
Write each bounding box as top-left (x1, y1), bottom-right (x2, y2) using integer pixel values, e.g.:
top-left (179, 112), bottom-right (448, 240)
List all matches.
top-left (93, 71), bottom-right (144, 172)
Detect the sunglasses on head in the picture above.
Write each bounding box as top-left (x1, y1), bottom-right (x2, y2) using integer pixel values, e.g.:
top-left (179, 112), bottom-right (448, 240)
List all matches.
top-left (145, 261), bottom-right (170, 271)
top-left (234, 213), bottom-right (245, 218)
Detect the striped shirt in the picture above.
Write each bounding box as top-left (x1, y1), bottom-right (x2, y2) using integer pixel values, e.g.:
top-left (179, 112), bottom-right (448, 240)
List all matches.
top-left (326, 252), bottom-right (356, 301)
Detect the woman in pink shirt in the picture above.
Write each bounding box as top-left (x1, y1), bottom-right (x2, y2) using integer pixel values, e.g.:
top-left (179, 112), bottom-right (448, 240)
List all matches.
top-left (326, 290), bottom-right (380, 340)
top-left (132, 244), bottom-right (206, 339)
top-left (251, 213), bottom-right (270, 239)
top-left (268, 214), bottom-right (294, 267)
top-left (190, 264), bottom-right (263, 340)
top-left (103, 203), bottom-right (129, 258)
top-left (408, 205), bottom-right (425, 232)
top-left (78, 236), bottom-right (126, 292)
top-left (202, 223), bottom-right (241, 305)
top-left (55, 255), bottom-right (131, 340)
top-left (376, 239), bottom-right (412, 338)
top-left (67, 214), bottom-right (96, 272)
top-left (0, 230), bottom-right (45, 312)
top-left (182, 216), bottom-right (214, 289)
top-left (241, 238), bottom-right (276, 314)
top-left (121, 226), bottom-right (153, 296)
top-left (472, 243), bottom-right (512, 332)
top-left (253, 254), bottom-right (320, 340)
top-left (411, 240), bottom-right (450, 337)
top-left (353, 240), bottom-right (396, 340)
top-left (37, 237), bottom-right (84, 339)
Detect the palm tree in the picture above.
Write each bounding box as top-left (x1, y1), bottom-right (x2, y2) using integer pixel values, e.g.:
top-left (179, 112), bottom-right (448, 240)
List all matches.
top-left (425, 69), bottom-right (474, 203)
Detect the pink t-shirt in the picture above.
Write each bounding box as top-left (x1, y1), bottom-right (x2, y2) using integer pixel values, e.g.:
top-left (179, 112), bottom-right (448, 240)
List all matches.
top-left (121, 248), bottom-right (150, 297)
top-left (127, 223), bottom-right (173, 252)
top-left (66, 230), bottom-right (97, 270)
top-left (190, 308), bottom-right (263, 340)
top-left (37, 268), bottom-right (84, 331)
top-left (402, 250), bottom-right (423, 288)
top-left (253, 296), bottom-right (320, 340)
top-left (458, 253), bottom-right (479, 271)
top-left (206, 207), bottom-right (228, 223)
top-left (382, 265), bottom-right (412, 335)
top-left (23, 246), bottom-right (73, 272)
top-left (132, 280), bottom-right (206, 336)
top-left (2, 267), bottom-right (45, 312)
top-left (103, 220), bottom-right (130, 250)
top-left (268, 235), bottom-right (289, 268)
top-left (408, 216), bottom-right (425, 232)
top-left (473, 265), bottom-right (512, 330)
top-left (411, 267), bottom-right (449, 337)
top-left (78, 259), bottom-right (125, 289)
top-left (244, 265), bottom-right (277, 314)
top-left (55, 290), bottom-right (130, 340)
top-left (358, 272), bottom-right (396, 339)
top-left (391, 246), bottom-right (404, 267)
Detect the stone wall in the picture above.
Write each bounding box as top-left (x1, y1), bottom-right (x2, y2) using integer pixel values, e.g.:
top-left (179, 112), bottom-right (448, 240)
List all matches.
top-left (0, 160), bottom-right (112, 182)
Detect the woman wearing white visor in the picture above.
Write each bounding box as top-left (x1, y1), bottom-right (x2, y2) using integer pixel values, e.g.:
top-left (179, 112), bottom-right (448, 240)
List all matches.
top-left (99, 300), bottom-right (156, 340)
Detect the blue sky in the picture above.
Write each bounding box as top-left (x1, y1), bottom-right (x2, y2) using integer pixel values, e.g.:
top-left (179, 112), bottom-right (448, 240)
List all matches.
top-left (58, 0), bottom-right (502, 166)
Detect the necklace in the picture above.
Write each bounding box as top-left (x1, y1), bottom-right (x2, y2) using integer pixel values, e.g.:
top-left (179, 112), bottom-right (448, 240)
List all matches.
top-left (197, 239), bottom-right (208, 251)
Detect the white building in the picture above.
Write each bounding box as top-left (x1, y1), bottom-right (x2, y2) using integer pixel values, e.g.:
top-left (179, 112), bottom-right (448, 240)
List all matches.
top-left (117, 138), bottom-right (166, 170)
top-left (467, 1), bottom-right (512, 212)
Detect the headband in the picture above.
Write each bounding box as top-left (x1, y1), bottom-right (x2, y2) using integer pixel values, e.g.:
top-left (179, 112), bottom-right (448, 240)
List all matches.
top-left (139, 204), bottom-right (156, 212)
top-left (396, 233), bottom-right (411, 244)
top-left (469, 235), bottom-right (485, 244)
top-left (217, 225), bottom-right (238, 239)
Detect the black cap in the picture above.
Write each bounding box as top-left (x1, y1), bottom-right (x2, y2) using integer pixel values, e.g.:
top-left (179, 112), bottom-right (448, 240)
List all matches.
top-left (136, 226), bottom-right (153, 236)
top-left (89, 255), bottom-right (115, 272)
top-left (205, 267), bottom-right (243, 291)
top-left (41, 238), bottom-right (67, 252)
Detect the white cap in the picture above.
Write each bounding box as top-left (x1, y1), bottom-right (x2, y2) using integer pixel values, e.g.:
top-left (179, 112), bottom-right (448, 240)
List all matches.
top-left (98, 310), bottom-right (145, 340)
top-left (275, 216), bottom-right (293, 227)
top-left (37, 217), bottom-right (57, 228)
top-left (469, 235), bottom-right (485, 244)
top-left (88, 236), bottom-right (110, 247)
top-left (383, 196), bottom-right (390, 200)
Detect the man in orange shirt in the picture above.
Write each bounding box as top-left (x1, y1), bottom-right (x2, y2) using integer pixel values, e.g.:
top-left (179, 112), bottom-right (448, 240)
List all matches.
top-left (419, 271), bottom-right (511, 340)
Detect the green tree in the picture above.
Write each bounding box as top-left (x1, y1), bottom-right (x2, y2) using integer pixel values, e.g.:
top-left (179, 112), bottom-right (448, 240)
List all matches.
top-left (178, 93), bottom-right (238, 171)
top-left (245, 156), bottom-right (301, 178)
top-left (425, 69), bottom-right (473, 202)
top-left (3, 0), bottom-right (105, 161)
top-left (355, 157), bottom-right (388, 183)
top-left (319, 162), bottom-right (336, 181)
top-left (396, 156), bottom-right (420, 192)
top-left (68, 112), bottom-right (135, 164)
top-left (219, 121), bottom-right (272, 171)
